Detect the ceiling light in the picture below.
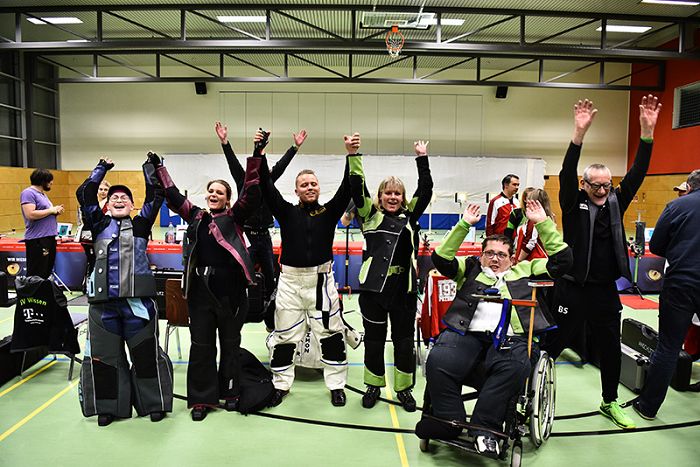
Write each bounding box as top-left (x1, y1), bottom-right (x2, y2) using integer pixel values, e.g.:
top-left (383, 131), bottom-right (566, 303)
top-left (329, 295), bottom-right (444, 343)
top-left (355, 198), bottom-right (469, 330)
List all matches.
top-left (421, 18), bottom-right (465, 26)
top-left (596, 25), bottom-right (652, 33)
top-left (217, 16), bottom-right (267, 23)
top-left (641, 0), bottom-right (700, 6)
top-left (27, 17), bottom-right (83, 25)
top-left (66, 39), bottom-right (89, 43)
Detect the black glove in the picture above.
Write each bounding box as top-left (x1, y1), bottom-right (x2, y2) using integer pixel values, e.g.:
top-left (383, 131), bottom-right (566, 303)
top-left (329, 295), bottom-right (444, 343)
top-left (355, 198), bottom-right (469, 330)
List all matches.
top-left (99, 159), bottom-right (114, 170)
top-left (147, 151), bottom-right (162, 167)
top-left (254, 128), bottom-right (270, 151)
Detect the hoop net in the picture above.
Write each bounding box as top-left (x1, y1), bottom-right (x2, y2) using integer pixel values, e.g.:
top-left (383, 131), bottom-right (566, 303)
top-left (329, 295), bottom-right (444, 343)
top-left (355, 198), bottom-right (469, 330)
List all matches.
top-left (385, 25), bottom-right (405, 58)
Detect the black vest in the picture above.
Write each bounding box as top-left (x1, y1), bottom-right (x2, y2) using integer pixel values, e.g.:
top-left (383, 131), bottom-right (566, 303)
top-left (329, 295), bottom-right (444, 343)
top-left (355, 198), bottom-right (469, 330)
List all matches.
top-left (562, 190), bottom-right (630, 284)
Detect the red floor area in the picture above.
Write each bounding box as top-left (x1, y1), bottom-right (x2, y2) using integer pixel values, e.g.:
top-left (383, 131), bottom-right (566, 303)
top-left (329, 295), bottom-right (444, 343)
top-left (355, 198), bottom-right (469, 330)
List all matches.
top-left (620, 294), bottom-right (659, 310)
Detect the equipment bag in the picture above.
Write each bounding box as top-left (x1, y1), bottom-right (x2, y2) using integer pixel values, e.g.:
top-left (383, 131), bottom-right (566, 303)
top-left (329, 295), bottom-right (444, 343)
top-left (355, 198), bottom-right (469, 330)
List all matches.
top-left (237, 347), bottom-right (274, 414)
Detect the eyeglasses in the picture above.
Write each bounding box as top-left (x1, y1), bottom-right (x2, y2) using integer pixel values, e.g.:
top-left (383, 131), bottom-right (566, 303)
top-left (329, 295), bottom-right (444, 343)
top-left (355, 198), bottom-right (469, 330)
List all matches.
top-left (109, 195), bottom-right (131, 202)
top-left (584, 180), bottom-right (613, 191)
top-left (482, 250), bottom-right (510, 260)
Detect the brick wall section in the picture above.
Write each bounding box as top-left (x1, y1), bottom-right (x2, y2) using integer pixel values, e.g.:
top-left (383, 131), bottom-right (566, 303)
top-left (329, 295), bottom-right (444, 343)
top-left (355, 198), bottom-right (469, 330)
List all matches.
top-left (1, 167), bottom-right (150, 236)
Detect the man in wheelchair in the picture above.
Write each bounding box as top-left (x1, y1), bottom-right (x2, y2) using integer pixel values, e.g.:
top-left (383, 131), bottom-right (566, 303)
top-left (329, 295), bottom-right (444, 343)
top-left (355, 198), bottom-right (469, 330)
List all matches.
top-left (416, 200), bottom-right (572, 458)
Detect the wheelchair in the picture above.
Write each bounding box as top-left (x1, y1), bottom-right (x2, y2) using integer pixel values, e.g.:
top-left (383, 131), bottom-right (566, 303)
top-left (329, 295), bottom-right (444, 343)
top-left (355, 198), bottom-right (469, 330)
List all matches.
top-left (416, 278), bottom-right (556, 466)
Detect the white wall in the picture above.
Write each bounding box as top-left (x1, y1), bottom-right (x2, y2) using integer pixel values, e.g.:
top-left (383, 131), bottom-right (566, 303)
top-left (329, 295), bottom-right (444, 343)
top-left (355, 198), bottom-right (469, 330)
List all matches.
top-left (59, 65), bottom-right (630, 175)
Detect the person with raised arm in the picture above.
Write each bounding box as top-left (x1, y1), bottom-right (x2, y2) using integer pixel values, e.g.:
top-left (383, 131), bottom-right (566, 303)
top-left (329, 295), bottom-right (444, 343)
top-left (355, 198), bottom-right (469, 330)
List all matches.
top-left (260, 130), bottom-right (357, 408)
top-left (349, 140), bottom-right (433, 412)
top-left (151, 148), bottom-right (263, 422)
top-left (76, 156), bottom-right (172, 427)
top-left (215, 122), bottom-right (307, 329)
top-left (544, 95), bottom-right (661, 430)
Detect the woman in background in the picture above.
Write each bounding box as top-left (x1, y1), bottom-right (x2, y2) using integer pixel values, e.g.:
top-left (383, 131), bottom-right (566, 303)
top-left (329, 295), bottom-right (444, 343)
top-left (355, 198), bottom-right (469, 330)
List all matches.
top-left (513, 188), bottom-right (555, 263)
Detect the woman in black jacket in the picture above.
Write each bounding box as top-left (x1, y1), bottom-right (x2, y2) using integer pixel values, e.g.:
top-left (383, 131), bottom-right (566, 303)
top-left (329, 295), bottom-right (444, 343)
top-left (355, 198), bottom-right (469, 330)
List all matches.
top-left (348, 141), bottom-right (433, 411)
top-left (151, 151), bottom-right (262, 421)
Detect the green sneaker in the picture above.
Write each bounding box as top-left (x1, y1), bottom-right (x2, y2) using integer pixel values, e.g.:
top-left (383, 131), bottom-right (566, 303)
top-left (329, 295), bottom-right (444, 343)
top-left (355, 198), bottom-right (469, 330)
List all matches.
top-left (599, 401), bottom-right (636, 430)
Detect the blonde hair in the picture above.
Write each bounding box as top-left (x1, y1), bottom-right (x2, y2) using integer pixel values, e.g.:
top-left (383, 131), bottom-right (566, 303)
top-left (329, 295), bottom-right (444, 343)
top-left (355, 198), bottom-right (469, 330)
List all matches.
top-left (519, 186), bottom-right (536, 209)
top-left (527, 188), bottom-right (554, 219)
top-left (375, 176), bottom-right (407, 212)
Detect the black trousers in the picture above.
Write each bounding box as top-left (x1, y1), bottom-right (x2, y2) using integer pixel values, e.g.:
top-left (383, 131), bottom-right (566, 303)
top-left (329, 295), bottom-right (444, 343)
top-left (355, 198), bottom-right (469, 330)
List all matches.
top-left (639, 283), bottom-right (700, 416)
top-left (246, 231), bottom-right (277, 329)
top-left (426, 331), bottom-right (532, 432)
top-left (359, 292), bottom-right (416, 389)
top-left (544, 279), bottom-right (622, 403)
top-left (186, 270), bottom-right (248, 407)
top-left (25, 235), bottom-right (56, 279)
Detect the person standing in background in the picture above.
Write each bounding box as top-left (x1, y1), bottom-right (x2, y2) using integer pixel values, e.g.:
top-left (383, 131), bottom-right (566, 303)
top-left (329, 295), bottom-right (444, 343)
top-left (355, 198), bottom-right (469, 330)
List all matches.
top-left (633, 169), bottom-right (700, 419)
top-left (215, 121), bottom-right (307, 330)
top-left (20, 168), bottom-right (64, 278)
top-left (486, 174), bottom-right (520, 236)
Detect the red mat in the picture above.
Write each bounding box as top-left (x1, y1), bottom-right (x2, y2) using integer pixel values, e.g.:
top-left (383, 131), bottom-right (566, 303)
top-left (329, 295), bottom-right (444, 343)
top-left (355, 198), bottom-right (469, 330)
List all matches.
top-left (620, 295), bottom-right (659, 310)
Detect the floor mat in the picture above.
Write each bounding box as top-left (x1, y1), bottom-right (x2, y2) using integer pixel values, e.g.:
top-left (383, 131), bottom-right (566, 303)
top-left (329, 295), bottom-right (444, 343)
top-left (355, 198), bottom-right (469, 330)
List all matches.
top-left (620, 294), bottom-right (659, 310)
top-left (67, 294), bottom-right (89, 306)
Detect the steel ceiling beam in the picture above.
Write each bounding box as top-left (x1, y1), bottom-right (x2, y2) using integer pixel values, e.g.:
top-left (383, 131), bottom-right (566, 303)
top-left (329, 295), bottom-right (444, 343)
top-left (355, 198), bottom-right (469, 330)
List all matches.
top-left (3, 3), bottom-right (682, 89)
top-left (0, 4), bottom-right (698, 24)
top-left (36, 49), bottom-right (665, 91)
top-left (1, 38), bottom-right (694, 61)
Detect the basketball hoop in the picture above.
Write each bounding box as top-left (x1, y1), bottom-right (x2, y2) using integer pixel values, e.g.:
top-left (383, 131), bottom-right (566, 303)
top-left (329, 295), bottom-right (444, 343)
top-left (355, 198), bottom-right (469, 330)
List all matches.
top-left (385, 25), bottom-right (405, 58)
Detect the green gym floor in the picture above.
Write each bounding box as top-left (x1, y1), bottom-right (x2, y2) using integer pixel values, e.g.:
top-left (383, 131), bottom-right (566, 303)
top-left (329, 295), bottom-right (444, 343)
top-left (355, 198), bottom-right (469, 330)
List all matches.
top-left (0, 293), bottom-right (698, 467)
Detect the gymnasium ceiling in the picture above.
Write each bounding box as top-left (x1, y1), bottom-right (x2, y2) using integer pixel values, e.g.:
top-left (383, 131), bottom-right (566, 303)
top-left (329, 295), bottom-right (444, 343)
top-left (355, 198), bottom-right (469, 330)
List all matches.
top-left (1, 1), bottom-right (699, 88)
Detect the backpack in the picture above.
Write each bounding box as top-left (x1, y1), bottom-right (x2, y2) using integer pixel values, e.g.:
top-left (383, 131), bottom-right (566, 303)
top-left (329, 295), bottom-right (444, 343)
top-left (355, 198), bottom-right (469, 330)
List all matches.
top-left (237, 347), bottom-right (274, 414)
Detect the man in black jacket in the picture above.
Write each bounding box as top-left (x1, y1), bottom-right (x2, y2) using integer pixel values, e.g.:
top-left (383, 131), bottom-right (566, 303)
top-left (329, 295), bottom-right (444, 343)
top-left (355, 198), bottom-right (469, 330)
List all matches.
top-left (215, 122), bottom-right (307, 329)
top-left (544, 95), bottom-right (661, 430)
top-left (258, 130), bottom-right (359, 408)
top-left (633, 169), bottom-right (700, 419)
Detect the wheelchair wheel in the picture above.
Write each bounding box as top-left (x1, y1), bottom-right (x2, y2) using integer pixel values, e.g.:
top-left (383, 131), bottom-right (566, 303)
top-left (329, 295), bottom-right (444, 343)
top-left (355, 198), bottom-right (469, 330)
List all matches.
top-left (510, 441), bottom-right (522, 467)
top-left (419, 438), bottom-right (430, 452)
top-left (529, 352), bottom-right (556, 447)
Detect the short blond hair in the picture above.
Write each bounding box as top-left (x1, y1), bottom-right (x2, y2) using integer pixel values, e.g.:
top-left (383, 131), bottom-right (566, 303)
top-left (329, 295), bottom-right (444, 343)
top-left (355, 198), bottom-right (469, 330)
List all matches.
top-left (375, 176), bottom-right (407, 212)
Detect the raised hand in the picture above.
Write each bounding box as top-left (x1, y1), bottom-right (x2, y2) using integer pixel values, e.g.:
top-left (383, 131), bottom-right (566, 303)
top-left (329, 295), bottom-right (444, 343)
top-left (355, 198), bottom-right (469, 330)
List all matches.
top-left (525, 199), bottom-right (547, 224)
top-left (215, 121), bottom-right (228, 145)
top-left (344, 132), bottom-right (361, 155)
top-left (572, 99), bottom-right (598, 145)
top-left (462, 203), bottom-right (481, 226)
top-left (254, 129), bottom-right (270, 153)
top-left (293, 129), bottom-right (308, 147)
top-left (146, 152), bottom-right (162, 167)
top-left (53, 204), bottom-right (65, 216)
top-left (639, 94), bottom-right (662, 139)
top-left (414, 140), bottom-right (429, 157)
top-left (100, 158), bottom-right (115, 170)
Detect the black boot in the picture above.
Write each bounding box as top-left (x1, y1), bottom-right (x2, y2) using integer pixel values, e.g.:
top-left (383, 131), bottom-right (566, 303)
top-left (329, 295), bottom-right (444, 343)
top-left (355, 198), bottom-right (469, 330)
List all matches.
top-left (362, 385), bottom-right (381, 409)
top-left (268, 389), bottom-right (289, 408)
top-left (223, 397), bottom-right (239, 412)
top-left (330, 389), bottom-right (346, 407)
top-left (396, 389), bottom-right (416, 412)
top-left (150, 411), bottom-right (166, 422)
top-left (97, 414), bottom-right (114, 427)
top-left (191, 405), bottom-right (210, 422)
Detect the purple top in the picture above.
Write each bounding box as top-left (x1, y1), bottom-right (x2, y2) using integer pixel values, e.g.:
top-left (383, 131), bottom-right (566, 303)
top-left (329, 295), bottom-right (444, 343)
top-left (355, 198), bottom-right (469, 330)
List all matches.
top-left (20, 187), bottom-right (57, 240)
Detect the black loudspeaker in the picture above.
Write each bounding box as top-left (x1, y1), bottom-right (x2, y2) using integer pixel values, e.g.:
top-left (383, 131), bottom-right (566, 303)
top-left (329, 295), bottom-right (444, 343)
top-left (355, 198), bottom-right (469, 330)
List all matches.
top-left (495, 86), bottom-right (508, 99)
top-left (194, 81), bottom-right (207, 95)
